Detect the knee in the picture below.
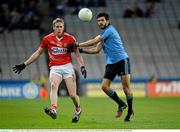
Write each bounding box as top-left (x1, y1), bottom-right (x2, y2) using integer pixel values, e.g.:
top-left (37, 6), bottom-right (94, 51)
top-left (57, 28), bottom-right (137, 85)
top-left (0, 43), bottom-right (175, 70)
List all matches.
top-left (123, 85), bottom-right (129, 91)
top-left (122, 83), bottom-right (131, 95)
top-left (69, 94), bottom-right (77, 100)
top-left (101, 84), bottom-right (109, 92)
top-left (122, 81), bottom-right (130, 90)
top-left (51, 81), bottom-right (58, 90)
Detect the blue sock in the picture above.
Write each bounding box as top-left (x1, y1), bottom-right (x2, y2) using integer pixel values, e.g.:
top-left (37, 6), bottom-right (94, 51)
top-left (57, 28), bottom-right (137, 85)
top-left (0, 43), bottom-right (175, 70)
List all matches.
top-left (126, 94), bottom-right (133, 113)
top-left (107, 90), bottom-right (125, 106)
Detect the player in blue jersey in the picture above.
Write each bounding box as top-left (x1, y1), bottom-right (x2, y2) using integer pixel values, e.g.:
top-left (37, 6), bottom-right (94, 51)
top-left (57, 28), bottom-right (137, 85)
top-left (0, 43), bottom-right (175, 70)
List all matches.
top-left (68, 12), bottom-right (134, 121)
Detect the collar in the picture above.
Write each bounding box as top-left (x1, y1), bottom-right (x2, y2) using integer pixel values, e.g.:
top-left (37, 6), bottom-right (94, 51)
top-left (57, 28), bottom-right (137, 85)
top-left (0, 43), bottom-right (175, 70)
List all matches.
top-left (101, 23), bottom-right (110, 30)
top-left (54, 32), bottom-right (64, 41)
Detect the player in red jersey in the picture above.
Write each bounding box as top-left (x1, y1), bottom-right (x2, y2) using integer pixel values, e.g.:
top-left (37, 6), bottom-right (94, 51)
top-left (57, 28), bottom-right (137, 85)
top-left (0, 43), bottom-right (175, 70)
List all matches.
top-left (12, 18), bottom-right (86, 123)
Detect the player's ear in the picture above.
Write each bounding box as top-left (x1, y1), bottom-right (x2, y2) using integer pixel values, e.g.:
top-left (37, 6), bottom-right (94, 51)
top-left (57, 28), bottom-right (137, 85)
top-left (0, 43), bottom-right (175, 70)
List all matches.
top-left (53, 25), bottom-right (56, 31)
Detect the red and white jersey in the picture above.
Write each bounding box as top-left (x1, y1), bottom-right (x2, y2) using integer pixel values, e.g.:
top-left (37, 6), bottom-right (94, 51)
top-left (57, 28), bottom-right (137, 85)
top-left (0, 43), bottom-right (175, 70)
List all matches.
top-left (40, 32), bottom-right (76, 67)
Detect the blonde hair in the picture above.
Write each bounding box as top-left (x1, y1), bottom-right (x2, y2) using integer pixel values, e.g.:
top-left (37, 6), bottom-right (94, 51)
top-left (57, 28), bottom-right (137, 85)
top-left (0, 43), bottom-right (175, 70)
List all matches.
top-left (52, 18), bottom-right (64, 27)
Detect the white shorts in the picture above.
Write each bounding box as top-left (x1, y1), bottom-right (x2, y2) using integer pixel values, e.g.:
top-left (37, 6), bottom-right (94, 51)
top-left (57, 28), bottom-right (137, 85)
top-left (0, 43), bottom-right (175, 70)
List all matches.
top-left (50, 63), bottom-right (75, 79)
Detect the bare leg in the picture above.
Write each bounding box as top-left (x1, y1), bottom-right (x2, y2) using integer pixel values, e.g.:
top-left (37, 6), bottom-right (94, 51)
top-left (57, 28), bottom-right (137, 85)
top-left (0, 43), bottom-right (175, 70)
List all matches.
top-left (121, 74), bottom-right (134, 121)
top-left (64, 74), bottom-right (81, 123)
top-left (121, 74), bottom-right (132, 96)
top-left (101, 78), bottom-right (125, 106)
top-left (44, 73), bottom-right (62, 119)
top-left (64, 74), bottom-right (80, 108)
top-left (49, 73), bottom-right (62, 109)
top-left (101, 78), bottom-right (112, 94)
top-left (101, 78), bottom-right (127, 118)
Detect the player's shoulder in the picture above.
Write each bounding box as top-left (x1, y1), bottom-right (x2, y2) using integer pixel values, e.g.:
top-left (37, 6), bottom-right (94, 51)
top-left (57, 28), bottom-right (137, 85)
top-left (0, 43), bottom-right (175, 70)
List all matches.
top-left (106, 25), bottom-right (118, 35)
top-left (101, 25), bottom-right (113, 35)
top-left (102, 25), bottom-right (113, 33)
top-left (106, 25), bottom-right (115, 31)
top-left (43, 32), bottom-right (55, 40)
top-left (63, 32), bottom-right (76, 41)
top-left (64, 32), bottom-right (75, 38)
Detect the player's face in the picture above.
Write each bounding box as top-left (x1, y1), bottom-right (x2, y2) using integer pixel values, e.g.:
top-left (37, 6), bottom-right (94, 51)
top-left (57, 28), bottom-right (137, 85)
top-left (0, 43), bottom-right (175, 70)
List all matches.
top-left (97, 17), bottom-right (109, 29)
top-left (53, 22), bottom-right (64, 37)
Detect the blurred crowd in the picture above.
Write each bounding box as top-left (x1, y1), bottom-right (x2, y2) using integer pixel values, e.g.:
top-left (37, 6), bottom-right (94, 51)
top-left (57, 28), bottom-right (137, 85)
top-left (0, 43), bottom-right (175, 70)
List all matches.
top-left (0, 0), bottom-right (40, 33)
top-left (1, 0), bottom-right (179, 32)
top-left (0, 0), bottom-right (106, 33)
top-left (123, 0), bottom-right (161, 18)
top-left (48, 0), bottom-right (106, 19)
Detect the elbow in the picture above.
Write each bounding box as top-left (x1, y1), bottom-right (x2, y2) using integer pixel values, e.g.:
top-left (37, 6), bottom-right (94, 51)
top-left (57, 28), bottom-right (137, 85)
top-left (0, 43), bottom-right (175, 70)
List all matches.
top-left (94, 49), bottom-right (101, 54)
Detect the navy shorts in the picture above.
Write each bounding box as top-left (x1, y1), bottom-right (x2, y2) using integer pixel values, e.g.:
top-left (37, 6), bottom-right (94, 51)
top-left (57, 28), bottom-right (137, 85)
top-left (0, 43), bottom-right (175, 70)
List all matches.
top-left (104, 58), bottom-right (131, 81)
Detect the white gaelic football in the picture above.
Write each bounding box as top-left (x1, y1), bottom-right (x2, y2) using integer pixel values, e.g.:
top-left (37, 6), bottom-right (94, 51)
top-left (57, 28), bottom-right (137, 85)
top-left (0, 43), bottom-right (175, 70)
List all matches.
top-left (78, 8), bottom-right (93, 22)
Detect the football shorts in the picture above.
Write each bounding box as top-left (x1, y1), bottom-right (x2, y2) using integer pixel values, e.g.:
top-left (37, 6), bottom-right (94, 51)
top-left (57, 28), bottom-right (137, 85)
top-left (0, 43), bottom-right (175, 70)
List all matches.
top-left (50, 63), bottom-right (75, 79)
top-left (104, 58), bottom-right (131, 81)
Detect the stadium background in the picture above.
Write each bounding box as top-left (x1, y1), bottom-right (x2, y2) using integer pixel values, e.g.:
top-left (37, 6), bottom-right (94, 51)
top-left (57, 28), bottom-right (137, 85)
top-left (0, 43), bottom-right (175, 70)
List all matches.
top-left (0, 0), bottom-right (180, 129)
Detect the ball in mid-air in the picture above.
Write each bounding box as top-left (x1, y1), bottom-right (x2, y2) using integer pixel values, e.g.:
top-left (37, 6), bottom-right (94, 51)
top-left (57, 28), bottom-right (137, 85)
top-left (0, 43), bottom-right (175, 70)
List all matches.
top-left (78, 8), bottom-right (93, 22)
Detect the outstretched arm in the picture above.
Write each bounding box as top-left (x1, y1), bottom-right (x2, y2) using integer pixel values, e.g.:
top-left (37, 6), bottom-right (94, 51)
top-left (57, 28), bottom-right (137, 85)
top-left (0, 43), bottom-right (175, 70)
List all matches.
top-left (24, 47), bottom-right (45, 66)
top-left (79, 42), bottom-right (102, 54)
top-left (79, 35), bottom-right (103, 47)
top-left (13, 47), bottom-right (45, 74)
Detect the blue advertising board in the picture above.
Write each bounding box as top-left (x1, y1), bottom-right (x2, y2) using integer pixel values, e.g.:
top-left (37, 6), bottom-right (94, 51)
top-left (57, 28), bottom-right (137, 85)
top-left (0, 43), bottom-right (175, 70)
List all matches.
top-left (0, 80), bottom-right (40, 99)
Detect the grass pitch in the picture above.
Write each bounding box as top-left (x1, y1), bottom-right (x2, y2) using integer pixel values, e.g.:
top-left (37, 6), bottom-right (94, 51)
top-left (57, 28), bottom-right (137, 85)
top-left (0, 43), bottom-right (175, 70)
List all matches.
top-left (0, 97), bottom-right (180, 129)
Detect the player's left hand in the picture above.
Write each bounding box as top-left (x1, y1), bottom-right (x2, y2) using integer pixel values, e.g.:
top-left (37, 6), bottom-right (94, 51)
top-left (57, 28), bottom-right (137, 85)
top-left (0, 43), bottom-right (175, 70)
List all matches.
top-left (81, 66), bottom-right (87, 79)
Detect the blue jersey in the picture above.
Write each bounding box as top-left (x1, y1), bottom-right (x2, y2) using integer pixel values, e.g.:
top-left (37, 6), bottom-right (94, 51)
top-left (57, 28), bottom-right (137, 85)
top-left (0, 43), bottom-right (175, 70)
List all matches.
top-left (100, 25), bottom-right (128, 64)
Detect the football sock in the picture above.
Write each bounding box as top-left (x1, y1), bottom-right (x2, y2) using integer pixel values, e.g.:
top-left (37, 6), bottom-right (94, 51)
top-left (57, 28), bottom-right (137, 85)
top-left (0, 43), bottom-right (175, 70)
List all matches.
top-left (126, 95), bottom-right (133, 113)
top-left (107, 90), bottom-right (125, 106)
top-left (76, 106), bottom-right (81, 112)
top-left (51, 104), bottom-right (57, 110)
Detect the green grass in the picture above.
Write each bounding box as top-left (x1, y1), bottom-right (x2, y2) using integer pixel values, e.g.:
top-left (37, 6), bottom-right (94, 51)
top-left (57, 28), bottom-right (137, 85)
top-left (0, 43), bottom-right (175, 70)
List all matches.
top-left (0, 97), bottom-right (180, 129)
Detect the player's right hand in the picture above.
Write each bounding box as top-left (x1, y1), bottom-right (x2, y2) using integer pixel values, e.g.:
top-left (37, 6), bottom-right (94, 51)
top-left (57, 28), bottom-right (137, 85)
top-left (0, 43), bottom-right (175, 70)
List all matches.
top-left (12, 63), bottom-right (26, 74)
top-left (78, 48), bottom-right (83, 53)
